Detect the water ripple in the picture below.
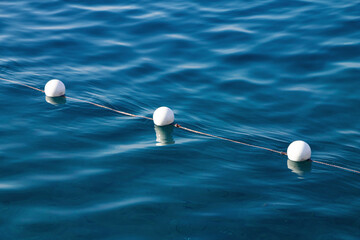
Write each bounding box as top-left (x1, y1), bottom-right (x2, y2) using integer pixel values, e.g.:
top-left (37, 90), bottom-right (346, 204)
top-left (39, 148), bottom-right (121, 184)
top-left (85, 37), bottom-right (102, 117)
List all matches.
top-left (0, 0), bottom-right (360, 239)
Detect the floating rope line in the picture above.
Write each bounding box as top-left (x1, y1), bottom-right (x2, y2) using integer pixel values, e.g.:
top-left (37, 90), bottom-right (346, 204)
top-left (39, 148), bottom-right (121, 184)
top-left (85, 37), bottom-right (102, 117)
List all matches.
top-left (66, 96), bottom-right (152, 120)
top-left (0, 77), bottom-right (152, 120)
top-left (312, 160), bottom-right (360, 175)
top-left (2, 77), bottom-right (360, 175)
top-left (1, 77), bottom-right (45, 93)
top-left (174, 123), bottom-right (287, 155)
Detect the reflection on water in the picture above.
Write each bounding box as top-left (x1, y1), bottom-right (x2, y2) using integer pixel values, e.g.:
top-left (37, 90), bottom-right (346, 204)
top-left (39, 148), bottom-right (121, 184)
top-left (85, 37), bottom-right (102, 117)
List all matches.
top-left (287, 159), bottom-right (312, 177)
top-left (45, 96), bottom-right (66, 105)
top-left (154, 124), bottom-right (175, 146)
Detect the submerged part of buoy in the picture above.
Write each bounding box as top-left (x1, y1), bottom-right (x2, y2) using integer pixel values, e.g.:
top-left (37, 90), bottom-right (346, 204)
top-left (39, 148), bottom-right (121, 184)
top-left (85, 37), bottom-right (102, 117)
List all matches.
top-left (153, 106), bottom-right (174, 126)
top-left (154, 124), bottom-right (175, 146)
top-left (44, 79), bottom-right (65, 97)
top-left (45, 96), bottom-right (66, 105)
top-left (287, 140), bottom-right (311, 162)
top-left (287, 159), bottom-right (312, 176)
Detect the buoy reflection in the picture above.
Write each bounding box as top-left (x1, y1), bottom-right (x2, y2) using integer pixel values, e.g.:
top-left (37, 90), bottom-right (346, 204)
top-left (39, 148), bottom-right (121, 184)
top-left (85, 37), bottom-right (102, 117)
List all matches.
top-left (45, 96), bottom-right (66, 105)
top-left (154, 124), bottom-right (175, 146)
top-left (287, 159), bottom-right (312, 177)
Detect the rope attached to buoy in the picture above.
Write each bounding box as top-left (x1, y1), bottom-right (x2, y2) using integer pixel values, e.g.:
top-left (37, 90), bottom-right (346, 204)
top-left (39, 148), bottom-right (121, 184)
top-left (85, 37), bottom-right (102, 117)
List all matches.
top-left (66, 96), bottom-right (153, 120)
top-left (2, 76), bottom-right (360, 175)
top-left (312, 160), bottom-right (360, 175)
top-left (174, 123), bottom-right (287, 155)
top-left (1, 78), bottom-right (45, 93)
top-left (0, 78), bottom-right (152, 120)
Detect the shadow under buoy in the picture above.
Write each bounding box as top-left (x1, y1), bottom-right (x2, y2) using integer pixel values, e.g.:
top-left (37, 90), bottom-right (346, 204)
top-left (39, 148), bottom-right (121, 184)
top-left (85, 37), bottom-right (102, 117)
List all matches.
top-left (45, 96), bottom-right (66, 105)
top-left (287, 159), bottom-right (312, 177)
top-left (154, 124), bottom-right (175, 146)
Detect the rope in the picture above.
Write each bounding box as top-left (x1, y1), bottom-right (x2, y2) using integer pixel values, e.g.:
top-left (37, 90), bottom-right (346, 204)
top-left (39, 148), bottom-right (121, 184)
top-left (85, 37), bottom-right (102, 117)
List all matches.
top-left (174, 123), bottom-right (287, 155)
top-left (174, 123), bottom-right (360, 175)
top-left (0, 77), bottom-right (152, 120)
top-left (312, 160), bottom-right (360, 174)
top-left (66, 96), bottom-right (152, 120)
top-left (2, 76), bottom-right (360, 175)
top-left (0, 77), bottom-right (45, 93)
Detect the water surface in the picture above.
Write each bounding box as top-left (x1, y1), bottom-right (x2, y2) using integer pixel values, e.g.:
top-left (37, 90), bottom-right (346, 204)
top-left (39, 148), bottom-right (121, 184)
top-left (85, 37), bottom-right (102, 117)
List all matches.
top-left (1, 0), bottom-right (360, 239)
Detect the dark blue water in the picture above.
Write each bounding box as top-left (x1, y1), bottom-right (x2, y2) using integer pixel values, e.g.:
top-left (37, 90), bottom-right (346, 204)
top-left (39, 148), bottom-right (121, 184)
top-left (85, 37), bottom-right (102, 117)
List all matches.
top-left (1, 0), bottom-right (360, 239)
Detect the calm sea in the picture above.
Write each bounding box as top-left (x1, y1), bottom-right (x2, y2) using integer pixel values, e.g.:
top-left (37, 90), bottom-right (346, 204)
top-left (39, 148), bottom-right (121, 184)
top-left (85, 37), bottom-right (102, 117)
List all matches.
top-left (1, 0), bottom-right (360, 239)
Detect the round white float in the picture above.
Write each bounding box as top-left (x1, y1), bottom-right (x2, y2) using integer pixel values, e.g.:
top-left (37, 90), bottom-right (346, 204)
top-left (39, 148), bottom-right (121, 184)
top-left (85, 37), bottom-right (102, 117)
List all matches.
top-left (153, 107), bottom-right (174, 126)
top-left (287, 140), bottom-right (311, 162)
top-left (44, 79), bottom-right (65, 97)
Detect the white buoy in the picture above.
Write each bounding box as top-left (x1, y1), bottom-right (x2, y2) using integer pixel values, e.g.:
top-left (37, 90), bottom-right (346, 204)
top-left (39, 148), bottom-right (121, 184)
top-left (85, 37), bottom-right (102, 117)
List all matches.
top-left (44, 79), bottom-right (65, 97)
top-left (153, 107), bottom-right (174, 126)
top-left (287, 140), bottom-right (311, 162)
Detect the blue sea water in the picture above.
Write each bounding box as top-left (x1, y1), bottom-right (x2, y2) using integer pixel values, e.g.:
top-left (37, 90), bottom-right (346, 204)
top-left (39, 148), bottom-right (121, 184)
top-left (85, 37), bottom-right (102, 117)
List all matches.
top-left (1, 0), bottom-right (360, 239)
